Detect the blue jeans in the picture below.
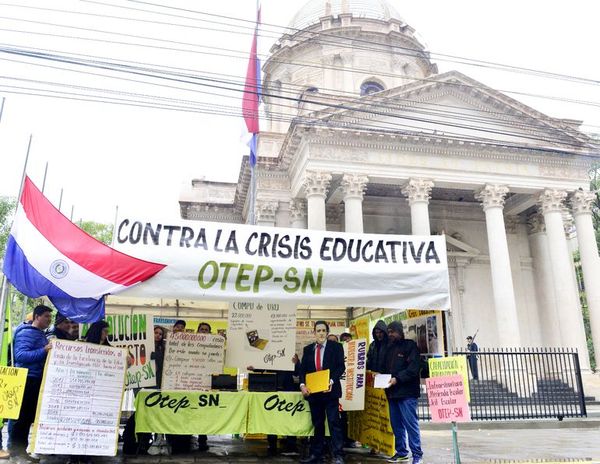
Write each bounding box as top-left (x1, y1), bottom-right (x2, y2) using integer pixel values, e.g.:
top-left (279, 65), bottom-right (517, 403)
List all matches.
top-left (388, 397), bottom-right (422, 458)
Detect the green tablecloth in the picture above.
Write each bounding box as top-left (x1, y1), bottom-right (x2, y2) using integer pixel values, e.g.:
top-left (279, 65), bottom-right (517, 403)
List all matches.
top-left (134, 390), bottom-right (315, 436)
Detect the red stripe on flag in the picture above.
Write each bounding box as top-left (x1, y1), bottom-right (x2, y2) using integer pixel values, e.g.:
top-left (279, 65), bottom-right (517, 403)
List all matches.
top-left (20, 177), bottom-right (165, 287)
top-left (242, 13), bottom-right (260, 134)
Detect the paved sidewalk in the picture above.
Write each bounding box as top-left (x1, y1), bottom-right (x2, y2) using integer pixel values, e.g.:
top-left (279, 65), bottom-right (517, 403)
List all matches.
top-left (5, 423), bottom-right (599, 464)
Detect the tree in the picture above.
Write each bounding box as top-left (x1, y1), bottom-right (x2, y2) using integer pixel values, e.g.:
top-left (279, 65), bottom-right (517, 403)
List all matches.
top-left (0, 197), bottom-right (16, 261)
top-left (79, 220), bottom-right (113, 245)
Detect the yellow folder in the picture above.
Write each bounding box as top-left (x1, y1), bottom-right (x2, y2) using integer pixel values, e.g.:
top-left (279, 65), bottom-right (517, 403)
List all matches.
top-left (306, 369), bottom-right (330, 393)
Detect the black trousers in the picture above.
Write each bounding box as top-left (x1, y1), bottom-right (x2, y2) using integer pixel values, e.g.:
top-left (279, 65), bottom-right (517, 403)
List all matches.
top-left (9, 376), bottom-right (42, 453)
top-left (307, 393), bottom-right (343, 458)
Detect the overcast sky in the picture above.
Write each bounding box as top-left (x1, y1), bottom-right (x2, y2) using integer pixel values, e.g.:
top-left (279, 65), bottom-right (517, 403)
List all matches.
top-left (0, 0), bottom-right (598, 224)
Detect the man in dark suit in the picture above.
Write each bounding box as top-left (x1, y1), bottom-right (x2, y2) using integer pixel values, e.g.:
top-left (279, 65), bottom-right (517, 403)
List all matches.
top-left (299, 321), bottom-right (345, 464)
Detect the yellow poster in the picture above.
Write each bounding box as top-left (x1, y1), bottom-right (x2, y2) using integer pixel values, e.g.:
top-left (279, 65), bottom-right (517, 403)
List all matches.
top-left (0, 366), bottom-right (28, 419)
top-left (428, 355), bottom-right (470, 401)
top-left (349, 316), bottom-right (370, 341)
top-left (348, 387), bottom-right (394, 456)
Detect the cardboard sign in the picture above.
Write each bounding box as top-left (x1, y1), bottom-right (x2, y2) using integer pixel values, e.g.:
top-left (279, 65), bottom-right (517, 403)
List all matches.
top-left (348, 387), bottom-right (395, 456)
top-left (162, 332), bottom-right (225, 390)
top-left (226, 301), bottom-right (296, 370)
top-left (428, 355), bottom-right (470, 401)
top-left (426, 374), bottom-right (471, 423)
top-left (32, 340), bottom-right (127, 456)
top-left (0, 366), bottom-right (28, 419)
top-left (340, 339), bottom-right (367, 411)
top-left (82, 311), bottom-right (155, 389)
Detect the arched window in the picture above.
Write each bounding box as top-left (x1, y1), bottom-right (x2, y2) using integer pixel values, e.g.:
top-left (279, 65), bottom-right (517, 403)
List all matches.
top-left (360, 81), bottom-right (385, 96)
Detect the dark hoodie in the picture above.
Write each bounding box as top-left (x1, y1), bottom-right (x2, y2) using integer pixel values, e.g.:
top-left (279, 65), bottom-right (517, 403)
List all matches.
top-left (366, 320), bottom-right (388, 373)
top-left (383, 321), bottom-right (421, 399)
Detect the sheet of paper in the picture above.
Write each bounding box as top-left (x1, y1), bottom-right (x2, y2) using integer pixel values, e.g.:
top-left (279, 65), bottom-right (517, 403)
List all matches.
top-left (33, 340), bottom-right (127, 456)
top-left (306, 369), bottom-right (330, 393)
top-left (374, 374), bottom-right (392, 389)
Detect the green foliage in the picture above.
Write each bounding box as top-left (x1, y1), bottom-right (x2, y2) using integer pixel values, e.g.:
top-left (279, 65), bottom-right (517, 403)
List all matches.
top-left (79, 220), bottom-right (113, 245)
top-left (0, 197), bottom-right (16, 260)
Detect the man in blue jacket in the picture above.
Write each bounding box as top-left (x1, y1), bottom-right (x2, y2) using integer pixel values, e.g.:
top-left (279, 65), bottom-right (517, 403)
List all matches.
top-left (9, 304), bottom-right (53, 460)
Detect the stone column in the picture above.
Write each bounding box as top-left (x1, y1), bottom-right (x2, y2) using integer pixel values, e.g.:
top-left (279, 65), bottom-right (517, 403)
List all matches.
top-left (572, 190), bottom-right (600, 360)
top-left (290, 199), bottom-right (307, 229)
top-left (539, 189), bottom-right (590, 368)
top-left (402, 178), bottom-right (434, 235)
top-left (302, 171), bottom-right (331, 230)
top-left (255, 200), bottom-right (278, 227)
top-left (341, 173), bottom-right (368, 233)
top-left (475, 184), bottom-right (521, 347)
top-left (527, 212), bottom-right (561, 346)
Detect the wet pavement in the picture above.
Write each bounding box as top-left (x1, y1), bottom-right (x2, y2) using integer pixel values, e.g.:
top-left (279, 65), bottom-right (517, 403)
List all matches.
top-left (4, 420), bottom-right (600, 464)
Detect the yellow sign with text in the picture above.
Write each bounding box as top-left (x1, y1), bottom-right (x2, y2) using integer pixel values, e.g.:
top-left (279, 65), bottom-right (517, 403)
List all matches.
top-left (0, 366), bottom-right (28, 419)
top-left (428, 355), bottom-right (470, 401)
top-left (348, 387), bottom-right (395, 456)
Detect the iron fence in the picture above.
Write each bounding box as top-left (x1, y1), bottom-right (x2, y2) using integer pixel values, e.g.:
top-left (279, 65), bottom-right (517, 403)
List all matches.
top-left (418, 347), bottom-right (586, 421)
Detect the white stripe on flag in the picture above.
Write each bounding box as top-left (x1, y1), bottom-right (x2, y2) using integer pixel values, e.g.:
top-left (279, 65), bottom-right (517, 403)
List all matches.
top-left (11, 205), bottom-right (127, 298)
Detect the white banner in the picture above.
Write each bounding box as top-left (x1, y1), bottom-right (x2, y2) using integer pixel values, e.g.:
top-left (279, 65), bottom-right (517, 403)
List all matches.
top-left (162, 332), bottom-right (225, 391)
top-left (226, 301), bottom-right (296, 371)
top-left (113, 217), bottom-right (450, 310)
top-left (33, 340), bottom-right (126, 456)
top-left (340, 339), bottom-right (367, 411)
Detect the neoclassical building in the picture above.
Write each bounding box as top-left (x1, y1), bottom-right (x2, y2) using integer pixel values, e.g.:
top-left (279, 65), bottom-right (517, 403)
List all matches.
top-left (180, 0), bottom-right (600, 368)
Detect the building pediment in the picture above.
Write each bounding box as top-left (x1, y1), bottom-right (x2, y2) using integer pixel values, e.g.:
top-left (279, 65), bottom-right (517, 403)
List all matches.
top-left (295, 71), bottom-right (596, 154)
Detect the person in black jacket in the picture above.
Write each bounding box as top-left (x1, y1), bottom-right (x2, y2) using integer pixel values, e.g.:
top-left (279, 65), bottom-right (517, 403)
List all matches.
top-left (383, 321), bottom-right (423, 464)
top-left (366, 320), bottom-right (388, 373)
top-left (299, 321), bottom-right (345, 464)
top-left (46, 312), bottom-right (76, 341)
top-left (151, 326), bottom-right (166, 388)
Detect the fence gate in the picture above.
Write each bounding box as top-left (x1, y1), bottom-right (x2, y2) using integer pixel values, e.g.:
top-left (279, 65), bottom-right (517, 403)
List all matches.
top-left (418, 348), bottom-right (586, 421)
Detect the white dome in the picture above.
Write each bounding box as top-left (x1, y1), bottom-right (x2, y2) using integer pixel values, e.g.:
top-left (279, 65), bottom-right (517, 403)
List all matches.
top-left (289, 0), bottom-right (404, 30)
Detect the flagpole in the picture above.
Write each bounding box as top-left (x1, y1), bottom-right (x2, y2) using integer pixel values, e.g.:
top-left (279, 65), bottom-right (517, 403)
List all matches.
top-left (0, 134), bottom-right (33, 363)
top-left (111, 205), bottom-right (119, 247)
top-left (246, 2), bottom-right (260, 226)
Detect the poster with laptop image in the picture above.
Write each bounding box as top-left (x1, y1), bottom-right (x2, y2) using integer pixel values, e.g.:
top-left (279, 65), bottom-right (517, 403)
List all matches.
top-left (227, 301), bottom-right (297, 371)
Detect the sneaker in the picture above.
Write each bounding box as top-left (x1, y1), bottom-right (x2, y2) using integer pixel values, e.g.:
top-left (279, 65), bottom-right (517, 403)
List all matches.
top-left (412, 457), bottom-right (424, 464)
top-left (387, 454), bottom-right (410, 463)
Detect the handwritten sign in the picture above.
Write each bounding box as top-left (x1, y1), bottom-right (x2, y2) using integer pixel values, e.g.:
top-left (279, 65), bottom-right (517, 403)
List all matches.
top-left (340, 339), bottom-right (367, 411)
top-left (426, 374), bottom-right (471, 423)
top-left (82, 311), bottom-right (155, 389)
top-left (32, 340), bottom-right (127, 456)
top-left (0, 366), bottom-right (28, 419)
top-left (348, 387), bottom-right (395, 456)
top-left (428, 355), bottom-right (470, 401)
top-left (162, 332), bottom-right (225, 390)
top-left (226, 301), bottom-right (296, 371)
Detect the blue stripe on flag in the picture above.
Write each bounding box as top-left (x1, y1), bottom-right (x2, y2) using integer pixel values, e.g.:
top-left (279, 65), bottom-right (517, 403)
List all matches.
top-left (3, 236), bottom-right (105, 323)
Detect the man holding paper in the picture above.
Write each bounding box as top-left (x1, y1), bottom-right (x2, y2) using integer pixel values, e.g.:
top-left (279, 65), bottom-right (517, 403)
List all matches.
top-left (299, 321), bottom-right (345, 464)
top-left (383, 321), bottom-right (423, 464)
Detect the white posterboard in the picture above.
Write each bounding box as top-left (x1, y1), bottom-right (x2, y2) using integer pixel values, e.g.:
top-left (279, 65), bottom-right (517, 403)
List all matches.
top-left (162, 332), bottom-right (225, 390)
top-left (339, 339), bottom-right (367, 411)
top-left (32, 340), bottom-right (127, 456)
top-left (226, 301), bottom-right (296, 371)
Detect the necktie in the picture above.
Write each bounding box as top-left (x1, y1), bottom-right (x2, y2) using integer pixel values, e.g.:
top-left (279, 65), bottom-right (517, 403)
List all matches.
top-left (316, 343), bottom-right (322, 371)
